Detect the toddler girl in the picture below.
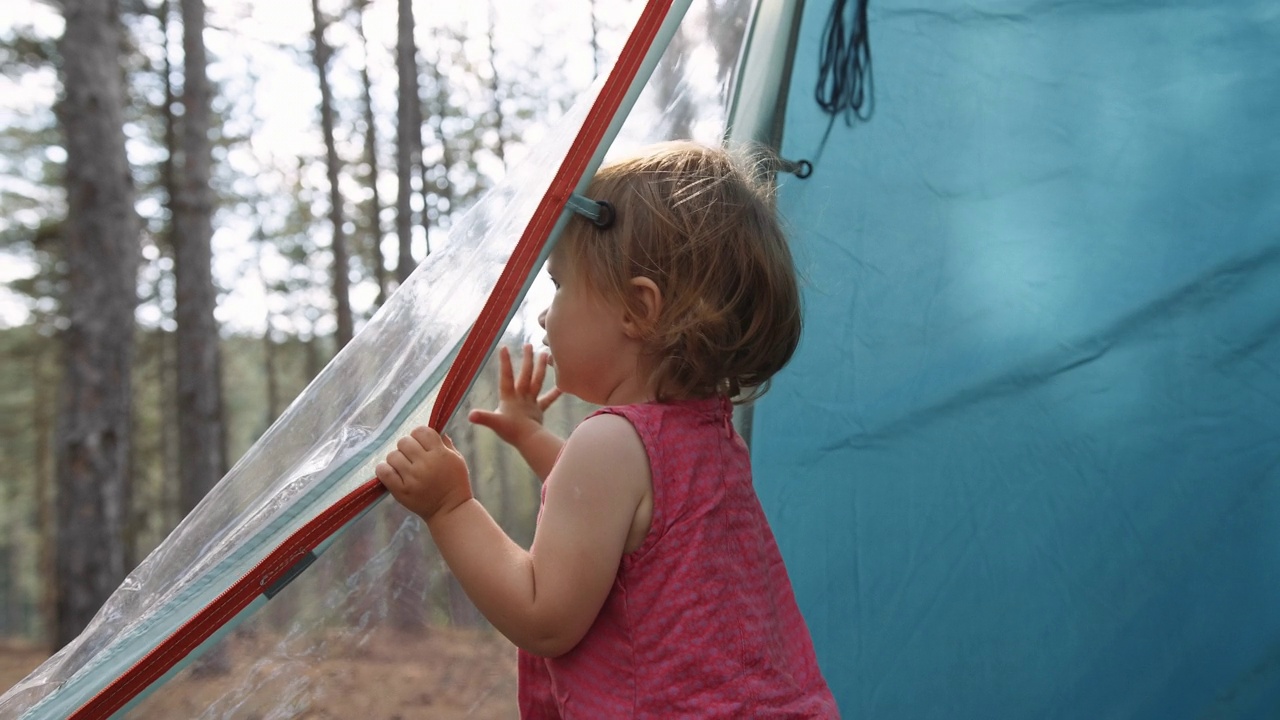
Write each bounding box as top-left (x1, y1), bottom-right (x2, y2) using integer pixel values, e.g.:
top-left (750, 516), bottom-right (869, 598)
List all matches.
top-left (377, 141), bottom-right (838, 718)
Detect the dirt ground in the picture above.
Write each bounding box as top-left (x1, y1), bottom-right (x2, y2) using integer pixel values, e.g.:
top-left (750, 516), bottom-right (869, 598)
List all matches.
top-left (1, 627), bottom-right (518, 719)
top-left (0, 639), bottom-right (45, 699)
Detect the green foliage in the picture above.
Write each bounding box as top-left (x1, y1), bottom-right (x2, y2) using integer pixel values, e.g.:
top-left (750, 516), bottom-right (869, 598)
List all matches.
top-left (0, 325), bottom-right (56, 639)
top-left (0, 323), bottom-right (332, 641)
top-left (0, 27), bottom-right (57, 73)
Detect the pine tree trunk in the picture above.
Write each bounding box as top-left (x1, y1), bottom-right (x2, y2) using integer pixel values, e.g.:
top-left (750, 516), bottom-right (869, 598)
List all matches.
top-left (253, 227), bottom-right (282, 425)
top-left (305, 331), bottom-right (323, 382)
top-left (53, 0), bottom-right (140, 650)
top-left (174, 0), bottom-right (226, 518)
top-left (415, 128), bottom-right (433, 258)
top-left (485, 0), bottom-right (507, 169)
top-left (390, 0), bottom-right (428, 633)
top-left (263, 324), bottom-right (281, 426)
top-left (311, 0), bottom-right (354, 348)
top-left (34, 345), bottom-right (56, 645)
top-left (157, 0), bottom-right (181, 545)
top-left (395, 0), bottom-right (421, 283)
top-left (423, 58), bottom-right (454, 229)
top-left (355, 1), bottom-right (389, 307)
top-left (589, 0), bottom-right (601, 79)
top-left (173, 0), bottom-right (232, 674)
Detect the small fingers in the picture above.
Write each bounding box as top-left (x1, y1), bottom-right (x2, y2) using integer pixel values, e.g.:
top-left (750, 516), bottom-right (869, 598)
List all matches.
top-left (538, 386), bottom-right (562, 411)
top-left (530, 350), bottom-right (550, 391)
top-left (408, 425), bottom-right (442, 450)
top-left (385, 449), bottom-right (414, 478)
top-left (375, 461), bottom-right (400, 489)
top-left (497, 346), bottom-right (515, 396)
top-left (469, 409), bottom-right (507, 432)
top-left (516, 343), bottom-right (535, 395)
top-left (395, 435), bottom-right (422, 460)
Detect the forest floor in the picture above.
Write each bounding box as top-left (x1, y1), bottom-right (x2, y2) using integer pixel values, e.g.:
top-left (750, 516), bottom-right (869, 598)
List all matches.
top-left (0, 627), bottom-right (518, 719)
top-left (0, 639), bottom-right (44, 697)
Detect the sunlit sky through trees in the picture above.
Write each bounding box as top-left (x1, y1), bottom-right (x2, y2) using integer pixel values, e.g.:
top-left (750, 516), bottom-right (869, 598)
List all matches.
top-left (0, 0), bottom-right (647, 336)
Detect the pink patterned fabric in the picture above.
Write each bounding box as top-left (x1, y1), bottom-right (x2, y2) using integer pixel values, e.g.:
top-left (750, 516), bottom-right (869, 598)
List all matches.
top-left (518, 397), bottom-right (839, 718)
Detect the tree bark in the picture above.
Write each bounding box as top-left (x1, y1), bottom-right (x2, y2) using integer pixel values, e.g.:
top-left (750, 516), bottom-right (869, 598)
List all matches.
top-left (305, 327), bottom-right (323, 382)
top-left (355, 0), bottom-right (389, 307)
top-left (257, 235), bottom-right (282, 426)
top-left (415, 129), bottom-right (433, 258)
top-left (484, 0), bottom-right (506, 169)
top-left (394, 0), bottom-right (421, 283)
top-left (391, 1), bottom-right (426, 625)
top-left (157, 0), bottom-right (181, 544)
top-left (34, 343), bottom-right (55, 645)
top-left (174, 0), bottom-right (226, 518)
top-left (53, 0), bottom-right (140, 650)
top-left (174, 0), bottom-right (232, 675)
top-left (589, 0), bottom-right (601, 80)
top-left (310, 0), bottom-right (354, 348)
top-left (422, 56), bottom-right (454, 230)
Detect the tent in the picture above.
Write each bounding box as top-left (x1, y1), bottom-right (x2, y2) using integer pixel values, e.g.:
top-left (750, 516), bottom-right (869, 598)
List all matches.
top-left (748, 1), bottom-right (1280, 717)
top-left (4, 0), bottom-right (1280, 716)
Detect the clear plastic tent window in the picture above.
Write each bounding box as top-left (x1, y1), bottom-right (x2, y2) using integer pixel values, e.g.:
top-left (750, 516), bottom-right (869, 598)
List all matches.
top-left (0, 0), bottom-right (753, 717)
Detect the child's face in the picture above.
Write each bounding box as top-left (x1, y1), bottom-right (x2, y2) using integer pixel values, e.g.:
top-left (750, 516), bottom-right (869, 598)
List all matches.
top-left (538, 247), bottom-right (642, 405)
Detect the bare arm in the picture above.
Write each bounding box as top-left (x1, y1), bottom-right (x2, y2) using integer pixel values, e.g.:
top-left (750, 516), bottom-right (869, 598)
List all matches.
top-left (469, 344), bottom-right (564, 481)
top-left (505, 426), bottom-right (564, 481)
top-left (376, 414), bottom-right (651, 657)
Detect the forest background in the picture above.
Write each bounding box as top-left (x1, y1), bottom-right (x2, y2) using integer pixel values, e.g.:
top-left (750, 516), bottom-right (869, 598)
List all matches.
top-left (0, 0), bottom-right (745, 688)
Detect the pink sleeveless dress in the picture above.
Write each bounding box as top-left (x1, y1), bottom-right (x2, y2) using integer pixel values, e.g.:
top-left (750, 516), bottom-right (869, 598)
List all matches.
top-left (517, 397), bottom-right (839, 718)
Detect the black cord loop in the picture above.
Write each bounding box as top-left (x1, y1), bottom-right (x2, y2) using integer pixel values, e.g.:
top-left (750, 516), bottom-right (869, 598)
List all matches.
top-left (815, 0), bottom-right (874, 126)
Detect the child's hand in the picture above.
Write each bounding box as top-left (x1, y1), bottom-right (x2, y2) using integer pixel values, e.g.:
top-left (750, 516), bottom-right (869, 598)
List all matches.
top-left (376, 427), bottom-right (471, 521)
top-left (469, 344), bottom-right (562, 447)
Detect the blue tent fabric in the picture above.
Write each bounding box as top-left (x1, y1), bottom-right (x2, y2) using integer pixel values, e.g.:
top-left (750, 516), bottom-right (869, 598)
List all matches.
top-left (751, 2), bottom-right (1280, 717)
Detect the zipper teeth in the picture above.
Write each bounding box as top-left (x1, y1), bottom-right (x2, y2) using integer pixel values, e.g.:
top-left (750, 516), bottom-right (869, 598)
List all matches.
top-left (69, 480), bottom-right (386, 720)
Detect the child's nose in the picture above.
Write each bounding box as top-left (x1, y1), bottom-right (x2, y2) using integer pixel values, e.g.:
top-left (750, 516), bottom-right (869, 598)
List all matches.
top-left (538, 309), bottom-right (547, 328)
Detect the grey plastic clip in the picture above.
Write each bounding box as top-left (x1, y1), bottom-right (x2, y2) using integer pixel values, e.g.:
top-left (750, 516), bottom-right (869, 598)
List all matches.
top-left (779, 158), bottom-right (813, 179)
top-left (566, 193), bottom-right (616, 229)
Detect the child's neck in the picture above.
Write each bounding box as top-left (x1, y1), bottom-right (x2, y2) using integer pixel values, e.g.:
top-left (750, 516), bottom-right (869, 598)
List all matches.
top-left (594, 360), bottom-right (659, 406)
top-left (599, 381), bottom-right (656, 407)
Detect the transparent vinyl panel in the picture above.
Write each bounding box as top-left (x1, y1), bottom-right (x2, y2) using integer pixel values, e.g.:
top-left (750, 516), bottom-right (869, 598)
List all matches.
top-left (0, 1), bottom-right (754, 716)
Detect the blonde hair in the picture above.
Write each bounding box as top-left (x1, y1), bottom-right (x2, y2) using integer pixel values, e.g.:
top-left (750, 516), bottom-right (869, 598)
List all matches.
top-left (559, 141), bottom-right (802, 403)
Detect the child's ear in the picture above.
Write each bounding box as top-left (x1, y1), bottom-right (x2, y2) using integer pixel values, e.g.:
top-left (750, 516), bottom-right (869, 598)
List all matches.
top-left (622, 276), bottom-right (662, 338)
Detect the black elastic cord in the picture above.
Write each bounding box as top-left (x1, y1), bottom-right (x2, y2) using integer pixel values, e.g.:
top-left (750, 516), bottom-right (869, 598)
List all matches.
top-left (814, 0), bottom-right (874, 155)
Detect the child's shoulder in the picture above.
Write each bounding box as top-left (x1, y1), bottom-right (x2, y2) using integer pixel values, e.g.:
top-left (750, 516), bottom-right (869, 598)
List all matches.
top-left (593, 396), bottom-right (729, 419)
top-left (591, 394), bottom-right (727, 412)
top-left (588, 396), bottom-right (735, 446)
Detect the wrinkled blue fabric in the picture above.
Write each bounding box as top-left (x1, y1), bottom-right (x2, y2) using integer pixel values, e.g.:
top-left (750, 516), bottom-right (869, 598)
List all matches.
top-left (753, 2), bottom-right (1280, 718)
